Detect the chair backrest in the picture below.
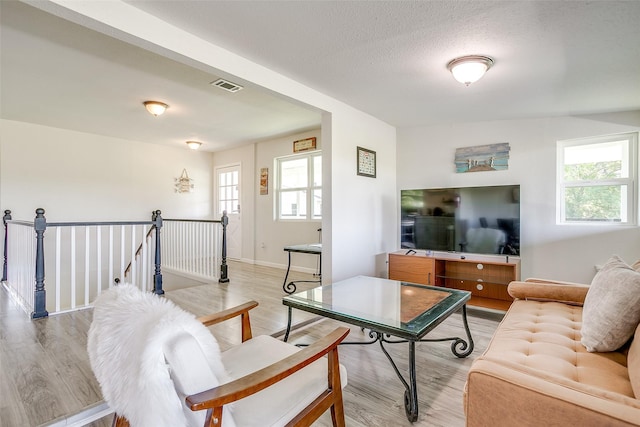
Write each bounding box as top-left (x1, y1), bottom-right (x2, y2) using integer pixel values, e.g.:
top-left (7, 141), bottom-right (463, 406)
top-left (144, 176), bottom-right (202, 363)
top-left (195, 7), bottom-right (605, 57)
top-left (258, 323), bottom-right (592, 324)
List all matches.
top-left (88, 284), bottom-right (232, 427)
top-left (465, 227), bottom-right (506, 254)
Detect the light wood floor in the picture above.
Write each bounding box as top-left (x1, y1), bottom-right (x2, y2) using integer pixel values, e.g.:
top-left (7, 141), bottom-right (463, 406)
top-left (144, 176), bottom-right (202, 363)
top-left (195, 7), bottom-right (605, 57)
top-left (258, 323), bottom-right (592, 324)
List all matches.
top-left (0, 261), bottom-right (503, 427)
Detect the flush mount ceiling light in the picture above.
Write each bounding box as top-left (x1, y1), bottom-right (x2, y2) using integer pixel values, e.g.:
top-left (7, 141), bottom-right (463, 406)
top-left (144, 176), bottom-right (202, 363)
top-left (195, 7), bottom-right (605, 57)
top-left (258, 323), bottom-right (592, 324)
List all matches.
top-left (143, 101), bottom-right (169, 116)
top-left (186, 141), bottom-right (202, 150)
top-left (447, 55), bottom-right (494, 86)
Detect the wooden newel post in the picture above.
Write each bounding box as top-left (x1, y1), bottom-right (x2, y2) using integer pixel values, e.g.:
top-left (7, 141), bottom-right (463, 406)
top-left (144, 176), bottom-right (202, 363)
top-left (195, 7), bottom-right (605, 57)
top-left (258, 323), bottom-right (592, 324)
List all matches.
top-left (153, 210), bottom-right (164, 295)
top-left (32, 208), bottom-right (48, 318)
top-left (2, 210), bottom-right (11, 282)
top-left (219, 210), bottom-right (230, 283)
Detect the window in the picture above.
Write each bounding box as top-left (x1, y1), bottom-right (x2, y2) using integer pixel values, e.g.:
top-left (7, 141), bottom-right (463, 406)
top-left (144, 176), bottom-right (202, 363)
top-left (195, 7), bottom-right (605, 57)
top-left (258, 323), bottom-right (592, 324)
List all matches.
top-left (557, 132), bottom-right (638, 224)
top-left (218, 168), bottom-right (239, 215)
top-left (276, 151), bottom-right (321, 220)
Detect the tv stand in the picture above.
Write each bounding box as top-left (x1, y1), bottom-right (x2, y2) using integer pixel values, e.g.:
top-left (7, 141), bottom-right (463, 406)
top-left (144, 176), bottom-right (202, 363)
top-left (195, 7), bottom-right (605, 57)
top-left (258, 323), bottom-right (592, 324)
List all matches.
top-left (388, 250), bottom-right (520, 311)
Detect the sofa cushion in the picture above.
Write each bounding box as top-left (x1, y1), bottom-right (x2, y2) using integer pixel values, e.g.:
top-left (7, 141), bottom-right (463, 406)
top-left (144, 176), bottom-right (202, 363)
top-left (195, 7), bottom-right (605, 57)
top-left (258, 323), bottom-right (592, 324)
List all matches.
top-left (581, 255), bottom-right (640, 352)
top-left (465, 298), bottom-right (640, 427)
top-left (629, 323), bottom-right (640, 398)
top-left (484, 300), bottom-right (634, 397)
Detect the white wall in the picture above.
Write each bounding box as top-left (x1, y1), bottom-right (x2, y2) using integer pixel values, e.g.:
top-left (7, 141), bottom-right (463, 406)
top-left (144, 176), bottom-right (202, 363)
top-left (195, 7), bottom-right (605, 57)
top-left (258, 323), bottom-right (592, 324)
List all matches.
top-left (211, 128), bottom-right (328, 274)
top-left (327, 111), bottom-right (397, 281)
top-left (0, 119), bottom-right (214, 221)
top-left (254, 129), bottom-right (322, 272)
top-left (397, 110), bottom-right (640, 283)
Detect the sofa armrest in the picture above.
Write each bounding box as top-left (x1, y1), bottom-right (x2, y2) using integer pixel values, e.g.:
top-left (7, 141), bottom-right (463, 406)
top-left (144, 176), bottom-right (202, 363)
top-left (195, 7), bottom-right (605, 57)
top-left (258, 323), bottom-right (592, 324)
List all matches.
top-left (507, 280), bottom-right (589, 305)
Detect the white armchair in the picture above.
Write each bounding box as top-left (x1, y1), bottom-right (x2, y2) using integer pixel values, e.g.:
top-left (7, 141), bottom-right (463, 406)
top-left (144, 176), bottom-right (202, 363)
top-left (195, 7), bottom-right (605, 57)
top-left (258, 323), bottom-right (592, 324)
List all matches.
top-left (88, 284), bottom-right (349, 427)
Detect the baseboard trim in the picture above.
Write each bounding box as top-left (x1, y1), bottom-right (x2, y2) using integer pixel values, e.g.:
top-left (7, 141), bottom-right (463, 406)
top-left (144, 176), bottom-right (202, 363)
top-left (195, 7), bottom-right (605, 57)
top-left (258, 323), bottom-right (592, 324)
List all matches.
top-left (251, 259), bottom-right (317, 275)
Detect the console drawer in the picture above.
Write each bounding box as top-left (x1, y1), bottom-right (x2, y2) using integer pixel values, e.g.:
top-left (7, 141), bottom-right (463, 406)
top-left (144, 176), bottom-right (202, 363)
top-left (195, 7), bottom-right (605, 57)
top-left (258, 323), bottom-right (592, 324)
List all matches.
top-left (444, 278), bottom-right (512, 301)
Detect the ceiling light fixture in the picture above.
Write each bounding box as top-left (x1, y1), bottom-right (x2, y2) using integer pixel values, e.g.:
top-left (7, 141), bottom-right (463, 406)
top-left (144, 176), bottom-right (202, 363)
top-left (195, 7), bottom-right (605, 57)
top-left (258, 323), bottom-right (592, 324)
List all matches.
top-left (186, 141), bottom-right (202, 150)
top-left (143, 101), bottom-right (169, 116)
top-left (447, 55), bottom-right (494, 86)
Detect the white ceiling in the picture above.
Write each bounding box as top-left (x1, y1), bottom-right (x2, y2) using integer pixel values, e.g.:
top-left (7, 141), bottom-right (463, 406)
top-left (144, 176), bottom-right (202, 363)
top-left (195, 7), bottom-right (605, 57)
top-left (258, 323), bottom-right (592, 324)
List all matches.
top-left (0, 1), bottom-right (321, 152)
top-left (2, 1), bottom-right (640, 152)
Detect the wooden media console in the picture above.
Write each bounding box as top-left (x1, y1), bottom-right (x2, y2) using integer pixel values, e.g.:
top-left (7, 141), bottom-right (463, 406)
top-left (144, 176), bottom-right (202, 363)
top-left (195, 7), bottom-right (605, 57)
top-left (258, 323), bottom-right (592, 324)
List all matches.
top-left (388, 250), bottom-right (520, 311)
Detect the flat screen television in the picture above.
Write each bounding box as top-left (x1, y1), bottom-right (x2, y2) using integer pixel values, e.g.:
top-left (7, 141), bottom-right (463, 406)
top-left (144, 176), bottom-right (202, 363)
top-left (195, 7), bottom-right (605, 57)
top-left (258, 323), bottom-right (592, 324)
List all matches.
top-left (401, 185), bottom-right (520, 256)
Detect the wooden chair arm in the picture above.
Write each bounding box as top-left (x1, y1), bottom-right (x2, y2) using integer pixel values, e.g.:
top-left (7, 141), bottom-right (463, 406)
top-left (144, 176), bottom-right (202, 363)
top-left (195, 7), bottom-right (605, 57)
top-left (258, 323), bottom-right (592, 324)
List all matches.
top-left (197, 300), bottom-right (258, 342)
top-left (186, 326), bottom-right (350, 412)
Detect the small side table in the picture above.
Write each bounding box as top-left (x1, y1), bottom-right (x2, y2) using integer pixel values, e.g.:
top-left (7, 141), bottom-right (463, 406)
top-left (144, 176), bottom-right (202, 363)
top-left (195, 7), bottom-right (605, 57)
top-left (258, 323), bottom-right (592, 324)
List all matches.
top-left (282, 243), bottom-right (322, 294)
top-left (282, 243), bottom-right (321, 341)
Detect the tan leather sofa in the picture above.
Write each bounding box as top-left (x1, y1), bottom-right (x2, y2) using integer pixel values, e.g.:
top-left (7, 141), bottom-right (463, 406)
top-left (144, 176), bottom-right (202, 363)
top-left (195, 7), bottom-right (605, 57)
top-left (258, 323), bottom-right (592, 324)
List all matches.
top-left (464, 278), bottom-right (640, 426)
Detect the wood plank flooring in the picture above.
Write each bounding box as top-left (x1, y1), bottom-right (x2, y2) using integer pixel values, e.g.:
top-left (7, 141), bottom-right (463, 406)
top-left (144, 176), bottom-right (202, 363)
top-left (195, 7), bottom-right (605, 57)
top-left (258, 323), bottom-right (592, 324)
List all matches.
top-left (0, 261), bottom-right (503, 427)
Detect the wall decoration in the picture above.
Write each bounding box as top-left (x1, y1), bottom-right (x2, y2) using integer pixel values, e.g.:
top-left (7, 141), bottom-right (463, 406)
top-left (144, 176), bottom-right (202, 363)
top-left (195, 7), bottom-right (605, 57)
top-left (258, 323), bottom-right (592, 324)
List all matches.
top-left (357, 146), bottom-right (376, 178)
top-left (454, 143), bottom-right (510, 173)
top-left (175, 168), bottom-right (194, 193)
top-left (293, 137), bottom-right (316, 153)
top-left (260, 167), bottom-right (269, 195)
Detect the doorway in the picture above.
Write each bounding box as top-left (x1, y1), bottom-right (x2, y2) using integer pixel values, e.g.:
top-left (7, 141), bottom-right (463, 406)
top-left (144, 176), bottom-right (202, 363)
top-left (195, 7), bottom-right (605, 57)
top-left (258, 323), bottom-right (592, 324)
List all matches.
top-left (216, 164), bottom-right (241, 260)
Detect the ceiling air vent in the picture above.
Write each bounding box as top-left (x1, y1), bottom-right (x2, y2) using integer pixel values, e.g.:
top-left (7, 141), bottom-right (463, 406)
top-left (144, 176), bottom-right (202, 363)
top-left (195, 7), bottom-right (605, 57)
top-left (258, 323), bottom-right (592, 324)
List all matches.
top-left (210, 78), bottom-right (244, 93)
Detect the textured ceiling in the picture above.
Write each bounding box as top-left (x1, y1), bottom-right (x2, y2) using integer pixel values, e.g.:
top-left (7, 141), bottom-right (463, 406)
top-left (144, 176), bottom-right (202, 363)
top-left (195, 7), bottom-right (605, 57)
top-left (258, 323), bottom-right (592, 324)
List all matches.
top-left (2, 1), bottom-right (639, 152)
top-left (125, 0), bottom-right (640, 126)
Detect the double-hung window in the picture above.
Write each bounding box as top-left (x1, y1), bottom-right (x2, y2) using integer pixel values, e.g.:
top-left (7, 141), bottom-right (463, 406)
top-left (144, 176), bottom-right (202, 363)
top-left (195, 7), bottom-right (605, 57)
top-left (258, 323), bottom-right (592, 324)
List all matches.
top-left (276, 151), bottom-right (321, 220)
top-left (557, 132), bottom-right (638, 225)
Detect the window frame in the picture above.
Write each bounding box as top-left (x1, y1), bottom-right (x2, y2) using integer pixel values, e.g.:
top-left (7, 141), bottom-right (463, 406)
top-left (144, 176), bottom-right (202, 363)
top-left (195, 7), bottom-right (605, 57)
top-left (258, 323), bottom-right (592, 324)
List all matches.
top-left (275, 150), bottom-right (322, 221)
top-left (556, 132), bottom-right (638, 225)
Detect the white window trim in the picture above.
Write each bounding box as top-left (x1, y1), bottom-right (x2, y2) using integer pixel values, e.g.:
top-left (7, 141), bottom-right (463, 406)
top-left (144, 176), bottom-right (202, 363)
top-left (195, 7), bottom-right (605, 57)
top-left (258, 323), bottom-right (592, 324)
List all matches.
top-left (275, 151), bottom-right (322, 222)
top-left (556, 132), bottom-right (638, 225)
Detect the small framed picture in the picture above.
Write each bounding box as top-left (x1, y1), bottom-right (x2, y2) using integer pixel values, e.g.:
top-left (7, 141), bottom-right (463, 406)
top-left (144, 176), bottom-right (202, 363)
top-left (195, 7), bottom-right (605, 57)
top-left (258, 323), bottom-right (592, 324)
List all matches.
top-left (357, 146), bottom-right (376, 178)
top-left (293, 137), bottom-right (317, 153)
top-left (259, 167), bottom-right (268, 195)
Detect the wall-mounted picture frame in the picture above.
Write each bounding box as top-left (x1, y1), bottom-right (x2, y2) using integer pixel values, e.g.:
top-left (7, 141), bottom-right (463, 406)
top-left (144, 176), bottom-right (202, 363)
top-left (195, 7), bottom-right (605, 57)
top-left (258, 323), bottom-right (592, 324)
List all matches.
top-left (357, 146), bottom-right (376, 178)
top-left (454, 142), bottom-right (510, 173)
top-left (259, 167), bottom-right (269, 195)
top-left (293, 137), bottom-right (317, 153)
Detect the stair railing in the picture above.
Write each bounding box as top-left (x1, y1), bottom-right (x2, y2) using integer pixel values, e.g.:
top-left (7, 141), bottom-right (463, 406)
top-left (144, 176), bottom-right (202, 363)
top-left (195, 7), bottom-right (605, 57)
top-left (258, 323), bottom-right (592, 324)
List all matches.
top-left (2, 209), bottom-right (229, 318)
top-left (2, 209), bottom-right (160, 317)
top-left (161, 211), bottom-right (229, 283)
top-left (123, 210), bottom-right (163, 294)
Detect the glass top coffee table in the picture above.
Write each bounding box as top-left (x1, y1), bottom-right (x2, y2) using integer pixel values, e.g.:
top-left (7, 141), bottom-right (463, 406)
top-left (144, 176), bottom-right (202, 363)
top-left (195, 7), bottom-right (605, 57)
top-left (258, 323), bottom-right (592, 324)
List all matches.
top-left (282, 275), bottom-right (473, 422)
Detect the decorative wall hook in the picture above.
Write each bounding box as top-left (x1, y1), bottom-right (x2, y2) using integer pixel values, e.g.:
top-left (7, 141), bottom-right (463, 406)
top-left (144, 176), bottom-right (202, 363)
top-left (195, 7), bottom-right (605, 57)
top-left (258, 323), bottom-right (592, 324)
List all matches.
top-left (175, 169), bottom-right (194, 193)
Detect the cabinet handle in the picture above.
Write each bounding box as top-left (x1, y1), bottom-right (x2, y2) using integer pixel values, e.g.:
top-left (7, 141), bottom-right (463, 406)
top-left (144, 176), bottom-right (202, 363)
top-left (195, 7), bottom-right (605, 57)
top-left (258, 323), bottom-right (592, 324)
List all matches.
top-left (428, 273), bottom-right (431, 285)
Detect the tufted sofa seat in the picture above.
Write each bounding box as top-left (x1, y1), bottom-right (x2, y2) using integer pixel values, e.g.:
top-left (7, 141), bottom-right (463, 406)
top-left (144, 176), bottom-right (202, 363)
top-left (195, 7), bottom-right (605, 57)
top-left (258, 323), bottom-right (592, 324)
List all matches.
top-left (464, 278), bottom-right (640, 426)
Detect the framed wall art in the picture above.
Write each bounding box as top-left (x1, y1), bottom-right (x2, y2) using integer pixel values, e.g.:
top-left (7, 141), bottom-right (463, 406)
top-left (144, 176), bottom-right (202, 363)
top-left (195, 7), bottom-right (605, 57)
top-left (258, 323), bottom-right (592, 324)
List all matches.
top-left (293, 137), bottom-right (316, 153)
top-left (175, 168), bottom-right (194, 193)
top-left (357, 146), bottom-right (376, 178)
top-left (454, 143), bottom-right (510, 173)
top-left (260, 167), bottom-right (269, 195)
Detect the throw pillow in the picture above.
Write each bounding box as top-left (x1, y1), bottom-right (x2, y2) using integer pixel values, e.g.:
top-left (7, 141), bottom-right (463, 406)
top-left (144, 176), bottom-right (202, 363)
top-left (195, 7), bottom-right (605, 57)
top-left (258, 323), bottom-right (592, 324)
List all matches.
top-left (581, 255), bottom-right (640, 352)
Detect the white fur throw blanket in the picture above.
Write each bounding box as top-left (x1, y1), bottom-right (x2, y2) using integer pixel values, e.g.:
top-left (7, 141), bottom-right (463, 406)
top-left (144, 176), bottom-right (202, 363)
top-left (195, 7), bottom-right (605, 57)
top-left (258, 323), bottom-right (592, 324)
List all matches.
top-left (88, 284), bottom-right (226, 427)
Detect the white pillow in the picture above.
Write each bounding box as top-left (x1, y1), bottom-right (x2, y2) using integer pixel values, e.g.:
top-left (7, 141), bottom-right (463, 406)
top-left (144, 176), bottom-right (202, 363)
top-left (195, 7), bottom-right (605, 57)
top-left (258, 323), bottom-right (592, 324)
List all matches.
top-left (581, 255), bottom-right (640, 352)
